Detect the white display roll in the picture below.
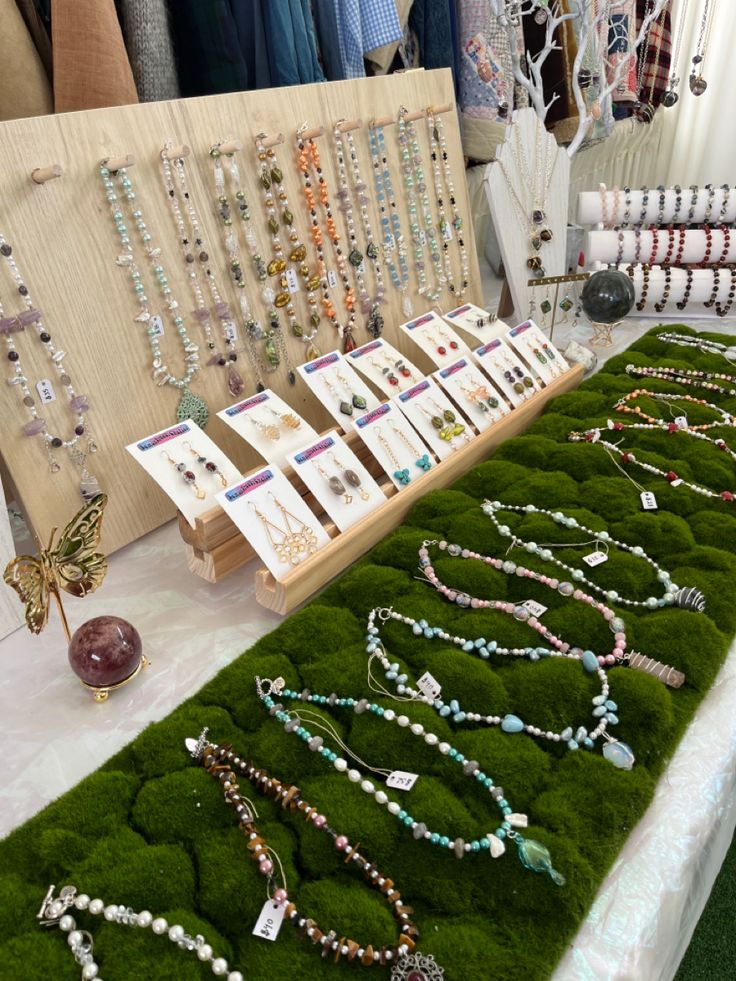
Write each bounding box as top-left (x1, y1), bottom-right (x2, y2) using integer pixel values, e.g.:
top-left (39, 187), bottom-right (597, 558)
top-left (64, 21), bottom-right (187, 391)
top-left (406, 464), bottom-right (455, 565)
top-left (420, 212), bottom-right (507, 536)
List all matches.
top-left (577, 185), bottom-right (736, 227)
top-left (587, 228), bottom-right (736, 266)
top-left (611, 263), bottom-right (735, 319)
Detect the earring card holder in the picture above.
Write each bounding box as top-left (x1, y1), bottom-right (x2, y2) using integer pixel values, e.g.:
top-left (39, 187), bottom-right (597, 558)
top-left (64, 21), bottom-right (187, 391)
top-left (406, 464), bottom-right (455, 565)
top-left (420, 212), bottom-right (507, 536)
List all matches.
top-left (351, 401), bottom-right (436, 490)
top-left (435, 356), bottom-right (510, 432)
top-left (0, 67), bottom-right (480, 556)
top-left (347, 337), bottom-right (423, 396)
top-left (394, 377), bottom-right (476, 461)
top-left (443, 303), bottom-right (509, 343)
top-left (473, 338), bottom-right (542, 407)
top-left (399, 310), bottom-right (472, 369)
top-left (296, 350), bottom-right (381, 425)
top-left (216, 389), bottom-right (318, 469)
top-left (506, 322), bottom-right (570, 384)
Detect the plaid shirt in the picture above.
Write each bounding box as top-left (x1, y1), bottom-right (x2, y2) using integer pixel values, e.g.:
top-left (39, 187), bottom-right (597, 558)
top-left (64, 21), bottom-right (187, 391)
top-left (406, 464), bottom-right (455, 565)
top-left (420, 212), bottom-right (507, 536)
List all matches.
top-left (637, 0), bottom-right (672, 107)
top-left (334, 0), bottom-right (403, 79)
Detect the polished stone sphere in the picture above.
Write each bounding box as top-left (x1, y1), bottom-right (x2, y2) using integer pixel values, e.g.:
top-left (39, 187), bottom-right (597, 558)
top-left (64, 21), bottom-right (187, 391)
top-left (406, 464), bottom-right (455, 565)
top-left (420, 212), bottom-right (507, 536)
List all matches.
top-left (581, 269), bottom-right (636, 324)
top-left (68, 616), bottom-right (142, 687)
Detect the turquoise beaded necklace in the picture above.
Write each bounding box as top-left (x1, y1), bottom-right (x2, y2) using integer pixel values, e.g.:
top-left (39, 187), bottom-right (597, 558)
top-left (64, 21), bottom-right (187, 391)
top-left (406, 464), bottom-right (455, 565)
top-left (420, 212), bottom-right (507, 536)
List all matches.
top-left (368, 124), bottom-right (412, 318)
top-left (256, 676), bottom-right (565, 884)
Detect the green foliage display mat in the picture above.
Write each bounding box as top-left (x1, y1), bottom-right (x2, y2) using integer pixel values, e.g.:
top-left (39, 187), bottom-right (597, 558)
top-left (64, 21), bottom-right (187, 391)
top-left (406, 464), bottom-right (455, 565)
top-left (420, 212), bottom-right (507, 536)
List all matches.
top-left (4, 325), bottom-right (736, 981)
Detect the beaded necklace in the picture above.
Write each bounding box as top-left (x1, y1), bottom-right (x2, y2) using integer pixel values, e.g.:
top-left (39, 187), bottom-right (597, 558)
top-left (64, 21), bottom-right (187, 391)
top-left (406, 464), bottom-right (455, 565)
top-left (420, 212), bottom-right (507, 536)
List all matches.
top-left (189, 731), bottom-right (442, 977)
top-left (626, 363), bottom-right (736, 397)
top-left (256, 676), bottom-right (565, 883)
top-left (480, 500), bottom-right (705, 612)
top-left (401, 109), bottom-right (445, 301)
top-left (396, 109), bottom-right (439, 303)
top-left (427, 110), bottom-right (469, 297)
top-left (0, 234), bottom-right (100, 496)
top-left (614, 388), bottom-right (735, 431)
top-left (100, 164), bottom-right (208, 428)
top-left (655, 330), bottom-right (736, 361)
top-left (368, 124), bottom-right (413, 318)
top-left (161, 147), bottom-right (244, 398)
top-left (367, 606), bottom-right (635, 768)
top-left (609, 415), bottom-right (736, 465)
top-left (254, 135), bottom-right (322, 361)
top-left (419, 537), bottom-right (685, 687)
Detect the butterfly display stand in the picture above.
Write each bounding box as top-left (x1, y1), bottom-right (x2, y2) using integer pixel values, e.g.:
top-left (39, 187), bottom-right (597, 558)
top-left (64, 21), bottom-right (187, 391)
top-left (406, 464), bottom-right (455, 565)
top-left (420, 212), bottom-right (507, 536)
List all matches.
top-left (177, 365), bottom-right (584, 613)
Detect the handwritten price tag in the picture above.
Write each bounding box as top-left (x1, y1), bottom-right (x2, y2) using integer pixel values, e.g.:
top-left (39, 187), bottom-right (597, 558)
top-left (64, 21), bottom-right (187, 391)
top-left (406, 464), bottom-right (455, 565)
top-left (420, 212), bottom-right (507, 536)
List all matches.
top-left (327, 269), bottom-right (338, 289)
top-left (36, 379), bottom-right (56, 404)
top-left (522, 599), bottom-right (548, 618)
top-left (223, 322), bottom-right (238, 343)
top-left (252, 900), bottom-right (284, 942)
top-left (416, 671), bottom-right (441, 700)
top-left (640, 491), bottom-right (658, 510)
top-left (149, 315), bottom-right (165, 338)
top-left (582, 550), bottom-right (608, 568)
top-left (285, 268), bottom-right (300, 293)
top-left (386, 770), bottom-right (418, 792)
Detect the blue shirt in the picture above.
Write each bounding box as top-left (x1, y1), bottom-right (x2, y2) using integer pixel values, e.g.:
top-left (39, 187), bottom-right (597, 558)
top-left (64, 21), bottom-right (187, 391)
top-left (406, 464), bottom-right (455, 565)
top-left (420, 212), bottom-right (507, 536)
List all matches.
top-left (333, 0), bottom-right (402, 79)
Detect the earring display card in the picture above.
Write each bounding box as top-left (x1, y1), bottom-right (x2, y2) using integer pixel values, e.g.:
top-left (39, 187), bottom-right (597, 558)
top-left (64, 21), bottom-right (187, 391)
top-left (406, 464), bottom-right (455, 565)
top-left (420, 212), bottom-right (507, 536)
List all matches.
top-left (352, 401), bottom-right (435, 490)
top-left (399, 311), bottom-right (472, 368)
top-left (473, 338), bottom-right (542, 407)
top-left (217, 389), bottom-right (318, 470)
top-left (506, 321), bottom-right (570, 384)
top-left (216, 465), bottom-right (330, 581)
top-left (286, 430), bottom-right (384, 533)
top-left (443, 302), bottom-right (508, 343)
top-left (126, 419), bottom-right (242, 528)
top-left (394, 377), bottom-right (475, 461)
top-left (297, 350), bottom-right (380, 426)
top-left (347, 338), bottom-right (422, 396)
top-left (435, 357), bottom-right (510, 433)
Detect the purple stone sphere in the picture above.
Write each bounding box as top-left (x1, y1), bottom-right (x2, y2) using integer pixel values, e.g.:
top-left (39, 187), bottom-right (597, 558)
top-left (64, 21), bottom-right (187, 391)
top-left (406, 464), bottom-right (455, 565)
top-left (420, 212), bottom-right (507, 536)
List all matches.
top-left (68, 616), bottom-right (142, 687)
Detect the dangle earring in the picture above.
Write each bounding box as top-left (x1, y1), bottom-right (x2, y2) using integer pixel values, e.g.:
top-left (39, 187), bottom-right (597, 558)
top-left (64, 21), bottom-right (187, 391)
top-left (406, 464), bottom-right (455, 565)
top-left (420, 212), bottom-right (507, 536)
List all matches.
top-left (388, 419), bottom-right (432, 470)
top-left (375, 426), bottom-right (411, 485)
top-left (323, 370), bottom-right (367, 416)
top-left (269, 406), bottom-right (301, 430)
top-left (503, 353), bottom-right (535, 395)
top-left (541, 341), bottom-right (564, 376)
top-left (329, 451), bottom-right (370, 500)
top-left (313, 460), bottom-right (353, 503)
top-left (161, 450), bottom-right (206, 499)
top-left (559, 292), bottom-right (573, 322)
top-left (250, 494), bottom-right (318, 564)
top-left (429, 397), bottom-right (468, 439)
top-left (182, 441), bottom-right (227, 486)
top-left (250, 416), bottom-right (281, 440)
top-left (540, 284), bottom-right (552, 325)
top-left (371, 357), bottom-right (399, 387)
top-left (461, 375), bottom-right (500, 414)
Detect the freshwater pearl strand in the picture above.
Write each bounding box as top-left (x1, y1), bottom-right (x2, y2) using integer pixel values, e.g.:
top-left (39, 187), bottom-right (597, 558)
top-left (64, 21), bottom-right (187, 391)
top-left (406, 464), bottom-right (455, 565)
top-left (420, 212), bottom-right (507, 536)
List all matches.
top-left (38, 883), bottom-right (243, 980)
top-left (367, 607), bottom-right (634, 768)
top-left (480, 500), bottom-right (705, 612)
top-left (626, 363), bottom-right (736, 397)
top-left (256, 677), bottom-right (565, 883)
top-left (368, 124), bottom-right (413, 318)
top-left (400, 108), bottom-right (445, 301)
top-left (608, 415), bottom-right (736, 465)
top-left (614, 389), bottom-right (735, 430)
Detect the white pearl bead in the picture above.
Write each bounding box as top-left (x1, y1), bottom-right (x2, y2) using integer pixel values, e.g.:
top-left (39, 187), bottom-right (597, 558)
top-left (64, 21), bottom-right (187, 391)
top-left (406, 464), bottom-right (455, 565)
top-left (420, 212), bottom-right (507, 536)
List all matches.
top-left (68, 930), bottom-right (83, 948)
top-left (168, 924), bottom-right (185, 942)
top-left (136, 911), bottom-right (152, 928)
top-left (197, 944), bottom-right (213, 961)
top-left (361, 779), bottom-right (375, 794)
top-left (334, 758), bottom-right (347, 772)
top-left (82, 964), bottom-right (98, 980)
top-left (89, 899), bottom-right (104, 915)
top-left (212, 957), bottom-right (229, 975)
top-left (228, 973), bottom-right (244, 981)
top-left (410, 723), bottom-right (424, 736)
top-left (74, 894), bottom-right (90, 910)
top-left (383, 709), bottom-right (396, 721)
top-left (347, 768), bottom-right (361, 783)
top-left (396, 714), bottom-right (409, 727)
top-left (375, 790), bottom-right (388, 805)
top-left (438, 742), bottom-right (450, 754)
top-left (59, 914), bottom-right (75, 932)
top-left (104, 905), bottom-right (118, 921)
top-left (424, 732), bottom-right (438, 745)
top-left (388, 801), bottom-right (401, 815)
top-left (152, 917), bottom-right (168, 935)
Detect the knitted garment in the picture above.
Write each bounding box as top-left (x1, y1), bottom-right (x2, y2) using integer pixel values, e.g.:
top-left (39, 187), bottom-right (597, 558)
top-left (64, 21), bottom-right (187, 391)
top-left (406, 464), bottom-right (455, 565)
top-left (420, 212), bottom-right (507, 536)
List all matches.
top-left (120, 0), bottom-right (180, 102)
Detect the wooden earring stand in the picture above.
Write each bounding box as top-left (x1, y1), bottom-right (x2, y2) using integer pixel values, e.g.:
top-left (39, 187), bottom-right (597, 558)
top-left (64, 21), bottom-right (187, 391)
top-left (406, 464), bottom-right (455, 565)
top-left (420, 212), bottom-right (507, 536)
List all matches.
top-left (178, 363), bottom-right (584, 614)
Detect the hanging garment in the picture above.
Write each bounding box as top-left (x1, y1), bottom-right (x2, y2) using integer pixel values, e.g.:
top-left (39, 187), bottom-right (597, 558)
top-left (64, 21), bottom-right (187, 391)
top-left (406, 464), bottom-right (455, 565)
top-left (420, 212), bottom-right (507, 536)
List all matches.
top-left (635, 0), bottom-right (672, 109)
top-left (169, 0), bottom-right (248, 97)
top-left (365, 0), bottom-right (412, 76)
top-left (261, 0), bottom-right (323, 86)
top-left (409, 0), bottom-right (458, 79)
top-left (0, 0), bottom-right (52, 120)
top-left (14, 0), bottom-right (53, 81)
top-left (229, 0), bottom-right (272, 89)
top-left (119, 0), bottom-right (180, 102)
top-left (51, 0), bottom-right (138, 111)
top-left (607, 0), bottom-right (637, 103)
top-left (333, 0), bottom-right (403, 79)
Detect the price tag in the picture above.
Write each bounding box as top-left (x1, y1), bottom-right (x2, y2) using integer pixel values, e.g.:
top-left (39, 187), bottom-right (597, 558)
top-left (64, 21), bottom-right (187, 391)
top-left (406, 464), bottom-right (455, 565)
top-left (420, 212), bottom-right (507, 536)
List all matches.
top-left (149, 315), bottom-right (165, 338)
top-left (522, 599), bottom-right (548, 618)
top-left (285, 268), bottom-right (300, 293)
top-left (442, 222), bottom-right (453, 242)
top-left (640, 491), bottom-right (658, 510)
top-left (357, 261), bottom-right (366, 276)
top-left (224, 322), bottom-right (238, 343)
top-left (384, 234), bottom-right (395, 253)
top-left (327, 269), bottom-right (338, 289)
top-left (418, 230), bottom-right (427, 246)
top-left (416, 671), bottom-right (441, 700)
top-left (582, 550), bottom-right (608, 568)
top-left (674, 415), bottom-right (688, 429)
top-left (386, 770), bottom-right (418, 792)
top-left (36, 378), bottom-right (56, 404)
top-left (252, 900), bottom-right (285, 942)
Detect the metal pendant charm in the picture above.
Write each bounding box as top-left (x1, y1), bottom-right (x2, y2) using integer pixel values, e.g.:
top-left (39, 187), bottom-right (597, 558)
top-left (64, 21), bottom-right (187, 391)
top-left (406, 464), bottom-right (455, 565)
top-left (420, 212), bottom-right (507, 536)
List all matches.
top-left (391, 951), bottom-right (445, 980)
top-left (176, 388), bottom-right (209, 429)
top-left (626, 650), bottom-right (685, 688)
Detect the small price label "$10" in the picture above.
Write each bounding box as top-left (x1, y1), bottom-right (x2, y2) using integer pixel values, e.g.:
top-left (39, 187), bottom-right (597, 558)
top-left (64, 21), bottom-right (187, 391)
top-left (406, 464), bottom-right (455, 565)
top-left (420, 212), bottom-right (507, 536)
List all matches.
top-left (252, 900), bottom-right (285, 942)
top-left (416, 670), bottom-right (441, 700)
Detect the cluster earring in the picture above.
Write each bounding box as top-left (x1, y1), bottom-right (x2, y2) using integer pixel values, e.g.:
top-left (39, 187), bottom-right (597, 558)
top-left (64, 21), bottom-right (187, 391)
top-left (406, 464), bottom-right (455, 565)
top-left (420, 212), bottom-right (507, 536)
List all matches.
top-left (389, 420), bottom-right (432, 470)
top-left (182, 441), bottom-right (227, 487)
top-left (161, 450), bottom-right (206, 499)
top-left (269, 406), bottom-right (301, 430)
top-left (249, 493), bottom-right (318, 564)
top-left (501, 354), bottom-right (535, 395)
top-left (313, 459), bottom-right (353, 503)
top-left (371, 356), bottom-right (399, 387)
top-left (329, 451), bottom-right (370, 500)
top-left (250, 416), bottom-right (281, 440)
top-left (421, 398), bottom-right (469, 443)
top-left (461, 375), bottom-right (500, 414)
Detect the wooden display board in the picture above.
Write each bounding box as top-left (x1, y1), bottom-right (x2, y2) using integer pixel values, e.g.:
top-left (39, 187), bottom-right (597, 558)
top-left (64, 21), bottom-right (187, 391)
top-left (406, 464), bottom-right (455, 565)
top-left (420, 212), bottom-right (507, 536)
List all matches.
top-left (0, 69), bottom-right (481, 554)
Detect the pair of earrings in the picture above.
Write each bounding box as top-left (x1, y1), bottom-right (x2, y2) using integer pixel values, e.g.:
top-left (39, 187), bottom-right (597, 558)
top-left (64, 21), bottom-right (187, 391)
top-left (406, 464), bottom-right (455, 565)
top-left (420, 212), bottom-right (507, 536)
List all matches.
top-left (249, 493), bottom-right (318, 565)
top-left (376, 421), bottom-right (432, 485)
top-left (426, 328), bottom-right (459, 358)
top-left (461, 375), bottom-right (501, 415)
top-left (421, 398), bottom-right (468, 443)
top-left (162, 442), bottom-right (227, 499)
top-left (250, 407), bottom-right (302, 441)
top-left (497, 354), bottom-right (534, 396)
top-left (314, 451), bottom-right (370, 503)
top-left (527, 341), bottom-right (563, 376)
top-left (323, 370), bottom-right (367, 416)
top-left (370, 355), bottom-right (414, 387)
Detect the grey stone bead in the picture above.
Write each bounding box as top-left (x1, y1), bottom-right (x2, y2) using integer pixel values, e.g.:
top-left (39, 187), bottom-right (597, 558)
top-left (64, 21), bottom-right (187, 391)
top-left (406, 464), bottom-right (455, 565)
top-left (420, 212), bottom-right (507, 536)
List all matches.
top-left (454, 837), bottom-right (465, 858)
top-left (413, 822), bottom-right (427, 840)
top-left (462, 759), bottom-right (478, 776)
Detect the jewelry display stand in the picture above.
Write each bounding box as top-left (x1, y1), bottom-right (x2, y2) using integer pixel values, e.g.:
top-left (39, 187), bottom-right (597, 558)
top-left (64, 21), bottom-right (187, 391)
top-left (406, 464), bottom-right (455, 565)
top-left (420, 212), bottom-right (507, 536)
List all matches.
top-left (587, 229), bottom-right (736, 266)
top-left (599, 263), bottom-right (736, 319)
top-left (0, 69), bottom-right (480, 555)
top-left (178, 363), bottom-right (584, 612)
top-left (577, 186), bottom-right (736, 226)
top-left (484, 108), bottom-right (570, 321)
top-left (527, 272), bottom-right (590, 342)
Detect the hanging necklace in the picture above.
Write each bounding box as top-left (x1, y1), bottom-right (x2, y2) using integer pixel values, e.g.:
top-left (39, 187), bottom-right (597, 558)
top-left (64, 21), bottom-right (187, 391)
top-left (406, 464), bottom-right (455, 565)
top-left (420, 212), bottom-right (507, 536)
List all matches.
top-left (690, 0), bottom-right (716, 95)
top-left (99, 163), bottom-right (208, 427)
top-left (634, 0), bottom-right (655, 118)
top-left (662, 0), bottom-right (690, 106)
top-left (339, 124), bottom-right (385, 337)
top-left (161, 146), bottom-right (244, 398)
top-left (254, 135), bottom-right (322, 361)
top-left (497, 123), bottom-right (554, 278)
top-left (366, 606), bottom-right (635, 768)
top-left (368, 124), bottom-right (413, 318)
top-left (427, 109), bottom-right (469, 297)
top-left (419, 536), bottom-right (685, 687)
top-left (296, 127), bottom-right (356, 353)
top-left (255, 676), bottom-right (566, 883)
top-left (0, 234), bottom-right (100, 496)
top-left (187, 730), bottom-right (443, 978)
top-left (626, 362), bottom-right (736, 396)
top-left (396, 108), bottom-right (441, 302)
top-left (210, 143), bottom-right (294, 389)
top-left (480, 500), bottom-right (705, 612)
top-left (401, 108), bottom-right (446, 300)
top-left (614, 388), bottom-right (735, 431)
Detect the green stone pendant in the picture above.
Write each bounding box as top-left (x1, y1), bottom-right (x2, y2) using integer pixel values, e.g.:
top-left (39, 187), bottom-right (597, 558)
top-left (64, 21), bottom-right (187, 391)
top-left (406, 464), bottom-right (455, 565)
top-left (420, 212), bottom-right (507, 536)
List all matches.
top-left (176, 388), bottom-right (209, 429)
top-left (540, 299), bottom-right (552, 314)
top-left (264, 336), bottom-right (280, 368)
top-left (515, 837), bottom-right (565, 886)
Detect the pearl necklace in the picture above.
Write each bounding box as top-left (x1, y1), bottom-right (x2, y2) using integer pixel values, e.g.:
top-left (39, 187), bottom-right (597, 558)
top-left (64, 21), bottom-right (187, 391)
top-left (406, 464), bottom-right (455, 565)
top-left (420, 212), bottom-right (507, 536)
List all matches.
top-left (367, 607), bottom-right (635, 769)
top-left (427, 110), bottom-right (469, 297)
top-left (0, 232), bottom-right (100, 496)
top-left (400, 108), bottom-right (445, 301)
top-left (256, 676), bottom-right (565, 883)
top-left (100, 164), bottom-right (208, 428)
top-left (614, 388), bottom-right (735, 431)
top-left (656, 330), bottom-right (736, 361)
top-left (480, 500), bottom-right (705, 612)
top-left (419, 537), bottom-right (685, 687)
top-left (368, 124), bottom-right (413, 318)
top-left (189, 731), bottom-right (442, 978)
top-left (609, 415), bottom-right (736, 465)
top-left (626, 363), bottom-right (736, 397)
top-left (396, 109), bottom-right (435, 302)
top-left (39, 883), bottom-right (243, 980)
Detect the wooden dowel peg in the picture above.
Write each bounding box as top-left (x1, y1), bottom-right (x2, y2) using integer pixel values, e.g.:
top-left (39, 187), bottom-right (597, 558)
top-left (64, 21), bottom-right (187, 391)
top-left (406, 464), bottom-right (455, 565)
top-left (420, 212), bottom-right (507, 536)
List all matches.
top-left (298, 125), bottom-right (324, 140)
top-left (217, 139), bottom-right (242, 154)
top-left (401, 108), bottom-right (426, 122)
top-left (160, 143), bottom-right (191, 160)
top-left (427, 103), bottom-right (454, 115)
top-left (256, 132), bottom-right (285, 148)
top-left (31, 164), bottom-right (62, 184)
top-left (100, 153), bottom-right (135, 171)
top-left (369, 116), bottom-right (396, 129)
top-left (335, 119), bottom-right (362, 133)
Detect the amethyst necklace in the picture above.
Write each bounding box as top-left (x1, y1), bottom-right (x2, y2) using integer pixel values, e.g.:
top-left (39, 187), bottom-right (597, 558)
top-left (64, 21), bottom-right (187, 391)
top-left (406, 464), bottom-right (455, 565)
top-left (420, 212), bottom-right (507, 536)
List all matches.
top-left (0, 231), bottom-right (100, 498)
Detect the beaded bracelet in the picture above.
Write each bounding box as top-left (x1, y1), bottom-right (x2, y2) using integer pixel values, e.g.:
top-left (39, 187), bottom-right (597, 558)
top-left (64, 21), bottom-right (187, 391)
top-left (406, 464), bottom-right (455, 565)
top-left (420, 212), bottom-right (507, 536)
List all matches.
top-left (479, 500), bottom-right (704, 611)
top-left (702, 223), bottom-right (713, 265)
top-left (716, 226), bottom-right (731, 265)
top-left (672, 185), bottom-right (683, 224)
top-left (676, 267), bottom-right (694, 309)
top-left (614, 388), bottom-right (734, 431)
top-left (654, 266), bottom-right (672, 312)
top-left (367, 606), bottom-right (635, 768)
top-left (635, 263), bottom-right (650, 310)
top-left (627, 363), bottom-right (736, 396)
top-left (188, 732), bottom-right (441, 977)
top-left (648, 228), bottom-right (659, 266)
top-left (674, 225), bottom-right (686, 265)
top-left (716, 264), bottom-right (736, 317)
top-left (256, 677), bottom-right (565, 882)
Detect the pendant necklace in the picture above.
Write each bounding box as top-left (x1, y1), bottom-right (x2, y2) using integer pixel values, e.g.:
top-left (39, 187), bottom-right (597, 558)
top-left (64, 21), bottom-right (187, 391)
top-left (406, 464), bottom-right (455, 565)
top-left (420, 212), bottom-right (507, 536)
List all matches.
top-left (161, 145), bottom-right (244, 398)
top-left (366, 606), bottom-right (635, 769)
top-left (634, 0), bottom-right (656, 121)
top-left (0, 233), bottom-right (100, 497)
top-left (254, 135), bottom-right (322, 361)
top-left (368, 123), bottom-right (413, 318)
top-left (662, 0), bottom-right (689, 105)
top-left (396, 108), bottom-right (440, 302)
top-left (497, 124), bottom-right (554, 277)
top-left (210, 143), bottom-right (294, 390)
top-left (256, 676), bottom-right (566, 883)
top-left (100, 163), bottom-right (208, 428)
top-left (427, 109), bottom-right (469, 297)
top-left (296, 126), bottom-right (357, 352)
top-left (187, 730), bottom-right (444, 979)
top-left (689, 0), bottom-right (715, 96)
